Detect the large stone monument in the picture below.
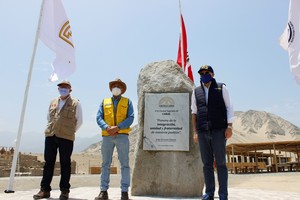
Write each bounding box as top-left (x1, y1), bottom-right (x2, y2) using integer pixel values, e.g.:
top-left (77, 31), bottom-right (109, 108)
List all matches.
top-left (131, 60), bottom-right (204, 197)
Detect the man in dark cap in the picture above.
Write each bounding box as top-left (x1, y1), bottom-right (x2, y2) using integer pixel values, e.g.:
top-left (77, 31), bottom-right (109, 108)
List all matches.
top-left (191, 65), bottom-right (234, 200)
top-left (95, 78), bottom-right (134, 200)
top-left (33, 80), bottom-right (83, 200)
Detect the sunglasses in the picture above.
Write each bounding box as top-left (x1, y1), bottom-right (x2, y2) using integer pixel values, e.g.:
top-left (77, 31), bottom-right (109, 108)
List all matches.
top-left (200, 71), bottom-right (210, 76)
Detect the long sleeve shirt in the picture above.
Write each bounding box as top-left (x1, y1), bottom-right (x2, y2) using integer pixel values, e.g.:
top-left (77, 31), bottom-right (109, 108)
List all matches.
top-left (96, 96), bottom-right (134, 130)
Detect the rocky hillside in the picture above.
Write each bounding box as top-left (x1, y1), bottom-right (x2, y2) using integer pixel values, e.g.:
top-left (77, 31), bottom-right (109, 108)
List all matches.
top-left (229, 110), bottom-right (300, 144)
top-left (83, 110), bottom-right (300, 152)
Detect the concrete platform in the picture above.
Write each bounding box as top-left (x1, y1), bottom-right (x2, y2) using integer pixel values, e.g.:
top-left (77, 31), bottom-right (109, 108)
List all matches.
top-left (0, 173), bottom-right (300, 200)
top-left (1, 187), bottom-right (300, 200)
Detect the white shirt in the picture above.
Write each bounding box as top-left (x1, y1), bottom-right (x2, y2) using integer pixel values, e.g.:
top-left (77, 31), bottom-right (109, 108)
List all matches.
top-left (191, 83), bottom-right (235, 123)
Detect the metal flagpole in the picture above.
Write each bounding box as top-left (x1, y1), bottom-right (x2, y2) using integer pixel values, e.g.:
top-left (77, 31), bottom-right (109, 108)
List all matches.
top-left (179, 0), bottom-right (185, 71)
top-left (4, 0), bottom-right (45, 193)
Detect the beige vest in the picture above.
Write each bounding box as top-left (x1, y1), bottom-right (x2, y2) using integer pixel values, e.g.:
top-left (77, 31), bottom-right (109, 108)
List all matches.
top-left (44, 97), bottom-right (78, 141)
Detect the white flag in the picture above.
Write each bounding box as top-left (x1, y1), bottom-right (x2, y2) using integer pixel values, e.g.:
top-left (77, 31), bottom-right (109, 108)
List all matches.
top-left (39, 0), bottom-right (76, 82)
top-left (279, 0), bottom-right (300, 84)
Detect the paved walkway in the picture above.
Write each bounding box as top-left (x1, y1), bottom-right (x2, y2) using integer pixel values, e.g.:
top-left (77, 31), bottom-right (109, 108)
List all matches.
top-left (0, 173), bottom-right (300, 200)
top-left (1, 187), bottom-right (300, 200)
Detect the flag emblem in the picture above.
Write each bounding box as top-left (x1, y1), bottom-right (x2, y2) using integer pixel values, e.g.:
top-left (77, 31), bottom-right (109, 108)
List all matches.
top-left (288, 21), bottom-right (295, 44)
top-left (279, 0), bottom-right (300, 85)
top-left (59, 21), bottom-right (74, 48)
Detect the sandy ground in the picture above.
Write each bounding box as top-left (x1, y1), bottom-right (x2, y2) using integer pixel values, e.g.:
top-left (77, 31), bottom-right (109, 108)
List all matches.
top-left (0, 172), bottom-right (300, 199)
top-left (1, 153), bottom-right (299, 199)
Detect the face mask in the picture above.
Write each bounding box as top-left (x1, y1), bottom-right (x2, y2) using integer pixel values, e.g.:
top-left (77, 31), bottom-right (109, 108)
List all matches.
top-left (112, 87), bottom-right (122, 96)
top-left (58, 88), bottom-right (70, 97)
top-left (201, 73), bottom-right (213, 84)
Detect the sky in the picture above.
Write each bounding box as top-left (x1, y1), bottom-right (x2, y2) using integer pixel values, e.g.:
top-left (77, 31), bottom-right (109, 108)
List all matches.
top-left (1, 0), bottom-right (300, 143)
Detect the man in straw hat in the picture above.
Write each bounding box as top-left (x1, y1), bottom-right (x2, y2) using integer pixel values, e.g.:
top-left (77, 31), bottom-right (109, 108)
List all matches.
top-left (33, 80), bottom-right (83, 200)
top-left (95, 78), bottom-right (134, 200)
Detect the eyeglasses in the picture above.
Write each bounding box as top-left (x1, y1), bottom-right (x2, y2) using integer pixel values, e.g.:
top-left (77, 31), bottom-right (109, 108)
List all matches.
top-left (200, 71), bottom-right (210, 76)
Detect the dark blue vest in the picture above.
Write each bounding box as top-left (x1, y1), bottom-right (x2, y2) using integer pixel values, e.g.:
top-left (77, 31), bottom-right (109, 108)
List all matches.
top-left (195, 79), bottom-right (228, 131)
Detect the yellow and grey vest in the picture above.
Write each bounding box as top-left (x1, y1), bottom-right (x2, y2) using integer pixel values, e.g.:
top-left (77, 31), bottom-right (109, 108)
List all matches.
top-left (102, 97), bottom-right (131, 136)
top-left (44, 97), bottom-right (78, 141)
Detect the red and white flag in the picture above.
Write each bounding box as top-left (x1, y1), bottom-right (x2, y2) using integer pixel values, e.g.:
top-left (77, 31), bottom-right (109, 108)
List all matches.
top-left (177, 13), bottom-right (194, 82)
top-left (177, 14), bottom-right (187, 68)
top-left (279, 0), bottom-right (300, 84)
top-left (185, 55), bottom-right (194, 82)
top-left (39, 0), bottom-right (76, 82)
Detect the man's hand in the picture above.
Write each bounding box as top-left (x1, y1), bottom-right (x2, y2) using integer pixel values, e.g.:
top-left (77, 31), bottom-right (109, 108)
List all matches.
top-left (193, 132), bottom-right (198, 143)
top-left (225, 128), bottom-right (232, 139)
top-left (106, 126), bottom-right (119, 136)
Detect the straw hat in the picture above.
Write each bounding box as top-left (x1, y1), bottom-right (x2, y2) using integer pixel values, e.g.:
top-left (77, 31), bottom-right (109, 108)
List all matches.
top-left (109, 78), bottom-right (127, 94)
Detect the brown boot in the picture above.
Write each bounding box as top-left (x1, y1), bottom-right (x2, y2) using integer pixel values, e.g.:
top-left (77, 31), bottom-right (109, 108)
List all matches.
top-left (59, 191), bottom-right (69, 200)
top-left (94, 191), bottom-right (108, 200)
top-left (33, 190), bottom-right (50, 199)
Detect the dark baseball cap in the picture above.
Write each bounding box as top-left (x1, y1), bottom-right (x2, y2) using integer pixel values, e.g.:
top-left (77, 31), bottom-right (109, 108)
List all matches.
top-left (198, 65), bottom-right (214, 74)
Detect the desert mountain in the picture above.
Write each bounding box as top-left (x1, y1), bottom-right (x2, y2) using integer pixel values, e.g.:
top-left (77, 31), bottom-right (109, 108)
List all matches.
top-left (229, 110), bottom-right (300, 144)
top-left (83, 110), bottom-right (300, 153)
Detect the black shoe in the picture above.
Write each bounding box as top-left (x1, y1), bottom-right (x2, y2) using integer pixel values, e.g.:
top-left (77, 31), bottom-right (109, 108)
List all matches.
top-left (219, 197), bottom-right (228, 200)
top-left (94, 191), bottom-right (108, 200)
top-left (59, 191), bottom-right (69, 200)
top-left (121, 191), bottom-right (129, 200)
top-left (33, 190), bottom-right (50, 199)
top-left (202, 193), bottom-right (214, 200)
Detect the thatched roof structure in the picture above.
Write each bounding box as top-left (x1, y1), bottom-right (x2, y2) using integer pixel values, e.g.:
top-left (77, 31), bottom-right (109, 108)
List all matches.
top-left (226, 141), bottom-right (300, 173)
top-left (226, 140), bottom-right (300, 154)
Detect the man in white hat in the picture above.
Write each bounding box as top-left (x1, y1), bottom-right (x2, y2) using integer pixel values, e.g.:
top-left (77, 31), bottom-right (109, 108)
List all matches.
top-left (95, 78), bottom-right (134, 200)
top-left (33, 80), bottom-right (83, 200)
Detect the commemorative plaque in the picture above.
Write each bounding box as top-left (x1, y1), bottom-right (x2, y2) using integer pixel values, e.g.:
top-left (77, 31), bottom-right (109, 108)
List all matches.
top-left (143, 93), bottom-right (189, 151)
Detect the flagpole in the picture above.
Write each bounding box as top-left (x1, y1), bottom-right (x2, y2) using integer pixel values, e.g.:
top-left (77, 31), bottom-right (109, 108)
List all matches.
top-left (179, 0), bottom-right (185, 71)
top-left (4, 0), bottom-right (45, 193)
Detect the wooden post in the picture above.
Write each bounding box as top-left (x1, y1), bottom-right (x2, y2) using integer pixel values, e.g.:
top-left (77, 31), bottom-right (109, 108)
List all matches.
top-left (273, 144), bottom-right (278, 173)
top-left (231, 145), bottom-right (236, 174)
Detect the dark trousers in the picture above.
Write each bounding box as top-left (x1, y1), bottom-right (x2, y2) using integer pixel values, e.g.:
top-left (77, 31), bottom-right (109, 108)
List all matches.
top-left (197, 128), bottom-right (228, 198)
top-left (40, 135), bottom-right (73, 192)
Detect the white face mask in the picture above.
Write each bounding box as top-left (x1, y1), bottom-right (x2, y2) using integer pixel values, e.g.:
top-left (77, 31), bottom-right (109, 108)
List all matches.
top-left (112, 87), bottom-right (122, 96)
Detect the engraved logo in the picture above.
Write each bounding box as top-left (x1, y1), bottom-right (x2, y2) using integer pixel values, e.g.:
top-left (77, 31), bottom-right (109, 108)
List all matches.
top-left (159, 97), bottom-right (175, 108)
top-left (59, 21), bottom-right (74, 48)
